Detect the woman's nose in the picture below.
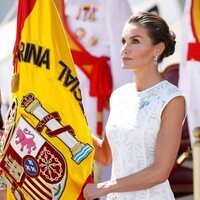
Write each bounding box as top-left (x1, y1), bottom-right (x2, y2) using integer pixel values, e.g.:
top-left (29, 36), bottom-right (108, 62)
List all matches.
top-left (121, 44), bottom-right (130, 54)
top-left (122, 47), bottom-right (130, 54)
top-left (123, 49), bottom-right (130, 54)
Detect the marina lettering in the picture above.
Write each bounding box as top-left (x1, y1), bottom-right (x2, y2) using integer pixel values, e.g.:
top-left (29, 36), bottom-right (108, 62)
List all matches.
top-left (18, 42), bottom-right (50, 69)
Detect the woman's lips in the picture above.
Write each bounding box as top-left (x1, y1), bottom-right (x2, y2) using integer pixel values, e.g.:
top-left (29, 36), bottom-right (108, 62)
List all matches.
top-left (122, 57), bottom-right (132, 61)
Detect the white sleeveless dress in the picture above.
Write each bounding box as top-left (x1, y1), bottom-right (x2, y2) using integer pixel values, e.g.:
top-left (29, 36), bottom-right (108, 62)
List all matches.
top-left (106, 80), bottom-right (183, 200)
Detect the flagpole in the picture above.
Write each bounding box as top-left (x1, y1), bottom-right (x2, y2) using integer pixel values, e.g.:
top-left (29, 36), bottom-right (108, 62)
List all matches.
top-left (193, 127), bottom-right (200, 200)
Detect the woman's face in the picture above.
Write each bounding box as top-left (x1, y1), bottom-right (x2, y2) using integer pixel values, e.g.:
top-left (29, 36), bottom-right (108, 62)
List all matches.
top-left (121, 23), bottom-right (156, 70)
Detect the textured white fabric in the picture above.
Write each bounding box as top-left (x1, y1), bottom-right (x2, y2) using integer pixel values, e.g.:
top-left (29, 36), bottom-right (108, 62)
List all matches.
top-left (106, 80), bottom-right (183, 200)
top-left (179, 0), bottom-right (199, 145)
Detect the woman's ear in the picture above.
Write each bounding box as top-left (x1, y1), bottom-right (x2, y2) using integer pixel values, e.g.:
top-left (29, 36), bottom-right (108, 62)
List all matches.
top-left (154, 42), bottom-right (165, 57)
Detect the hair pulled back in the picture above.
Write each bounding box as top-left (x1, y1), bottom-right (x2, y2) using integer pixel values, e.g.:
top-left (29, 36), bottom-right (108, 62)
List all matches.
top-left (128, 12), bottom-right (176, 63)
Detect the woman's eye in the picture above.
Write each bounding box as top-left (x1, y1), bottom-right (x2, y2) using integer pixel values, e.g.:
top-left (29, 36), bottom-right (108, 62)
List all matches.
top-left (132, 39), bottom-right (139, 44)
top-left (121, 38), bottom-right (126, 45)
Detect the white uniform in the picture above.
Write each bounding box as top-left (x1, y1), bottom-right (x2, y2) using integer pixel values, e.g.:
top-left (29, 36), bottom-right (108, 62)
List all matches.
top-left (0, 19), bottom-right (16, 118)
top-left (64, 0), bottom-right (134, 134)
top-left (179, 0), bottom-right (200, 145)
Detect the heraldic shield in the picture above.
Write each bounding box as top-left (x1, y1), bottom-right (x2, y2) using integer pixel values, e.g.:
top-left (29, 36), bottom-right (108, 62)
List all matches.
top-left (0, 94), bottom-right (93, 200)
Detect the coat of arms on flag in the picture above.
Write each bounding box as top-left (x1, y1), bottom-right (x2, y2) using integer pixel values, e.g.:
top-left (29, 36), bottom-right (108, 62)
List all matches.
top-left (0, 0), bottom-right (94, 199)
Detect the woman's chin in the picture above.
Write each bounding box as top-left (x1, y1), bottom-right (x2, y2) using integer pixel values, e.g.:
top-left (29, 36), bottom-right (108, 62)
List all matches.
top-left (121, 65), bottom-right (132, 70)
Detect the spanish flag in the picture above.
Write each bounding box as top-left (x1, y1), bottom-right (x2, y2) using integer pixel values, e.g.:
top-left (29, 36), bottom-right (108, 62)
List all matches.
top-left (0, 0), bottom-right (94, 199)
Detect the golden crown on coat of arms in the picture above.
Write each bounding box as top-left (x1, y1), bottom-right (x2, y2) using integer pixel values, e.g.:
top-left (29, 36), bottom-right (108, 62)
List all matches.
top-left (21, 93), bottom-right (35, 108)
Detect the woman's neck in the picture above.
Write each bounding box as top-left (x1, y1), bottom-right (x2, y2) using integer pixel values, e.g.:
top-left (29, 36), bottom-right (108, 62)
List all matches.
top-left (134, 67), bottom-right (163, 92)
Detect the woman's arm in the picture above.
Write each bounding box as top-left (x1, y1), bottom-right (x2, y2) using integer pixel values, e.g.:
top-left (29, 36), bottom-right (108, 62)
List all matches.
top-left (84, 96), bottom-right (185, 199)
top-left (92, 133), bottom-right (112, 166)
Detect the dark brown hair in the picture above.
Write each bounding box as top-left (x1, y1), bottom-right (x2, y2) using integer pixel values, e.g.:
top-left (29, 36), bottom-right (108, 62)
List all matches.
top-left (128, 12), bottom-right (176, 63)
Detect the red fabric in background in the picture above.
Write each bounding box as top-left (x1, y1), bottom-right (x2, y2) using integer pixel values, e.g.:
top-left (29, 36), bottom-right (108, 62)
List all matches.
top-left (187, 42), bottom-right (200, 61)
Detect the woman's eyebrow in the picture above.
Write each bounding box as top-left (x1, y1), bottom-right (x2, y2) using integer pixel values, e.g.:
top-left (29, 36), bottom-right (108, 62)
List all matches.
top-left (121, 35), bottom-right (142, 41)
top-left (130, 35), bottom-right (142, 39)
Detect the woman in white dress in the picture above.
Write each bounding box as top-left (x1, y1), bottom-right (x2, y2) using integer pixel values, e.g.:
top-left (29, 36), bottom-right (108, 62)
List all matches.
top-left (83, 12), bottom-right (185, 200)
